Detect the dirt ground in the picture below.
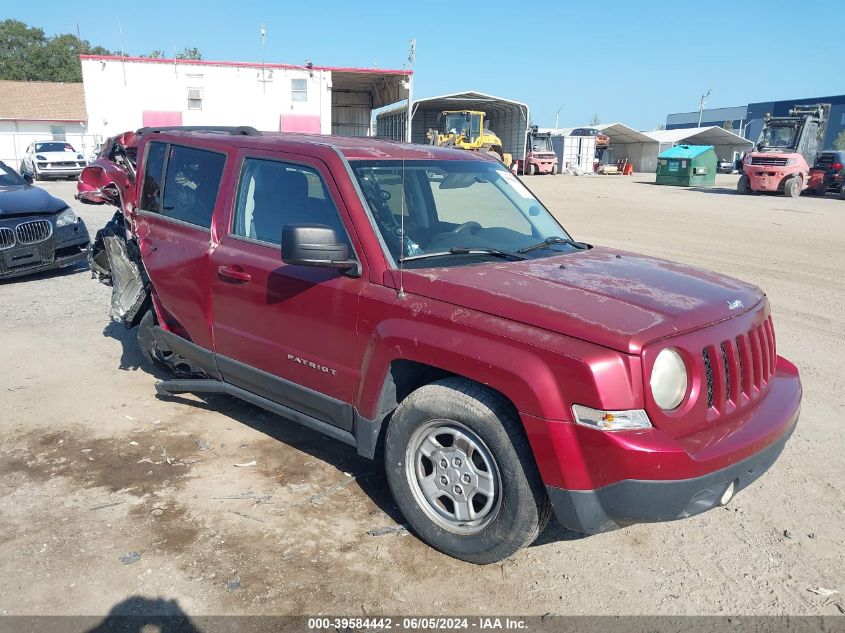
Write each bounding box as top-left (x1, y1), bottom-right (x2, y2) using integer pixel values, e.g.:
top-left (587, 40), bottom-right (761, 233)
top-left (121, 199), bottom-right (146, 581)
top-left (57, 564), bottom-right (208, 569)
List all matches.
top-left (1, 174), bottom-right (842, 617)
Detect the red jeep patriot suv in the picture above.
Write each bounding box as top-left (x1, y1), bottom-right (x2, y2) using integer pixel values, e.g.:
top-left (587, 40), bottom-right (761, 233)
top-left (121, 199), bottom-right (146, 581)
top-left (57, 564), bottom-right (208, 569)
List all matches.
top-left (82, 126), bottom-right (802, 564)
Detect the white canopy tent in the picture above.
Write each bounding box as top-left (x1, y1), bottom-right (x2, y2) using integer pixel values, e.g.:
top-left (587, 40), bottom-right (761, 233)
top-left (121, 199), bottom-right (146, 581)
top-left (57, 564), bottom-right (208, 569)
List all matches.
top-left (645, 127), bottom-right (753, 161)
top-left (543, 123), bottom-right (659, 172)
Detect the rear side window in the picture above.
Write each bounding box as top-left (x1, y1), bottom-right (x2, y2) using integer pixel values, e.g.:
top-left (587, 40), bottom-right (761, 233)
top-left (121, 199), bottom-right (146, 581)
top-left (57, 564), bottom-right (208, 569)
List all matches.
top-left (232, 158), bottom-right (349, 246)
top-left (161, 146), bottom-right (225, 228)
top-left (140, 142), bottom-right (167, 213)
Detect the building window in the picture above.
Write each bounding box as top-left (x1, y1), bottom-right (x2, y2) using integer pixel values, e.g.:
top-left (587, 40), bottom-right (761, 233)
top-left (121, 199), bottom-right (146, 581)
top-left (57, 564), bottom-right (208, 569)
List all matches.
top-left (291, 78), bottom-right (307, 102)
top-left (50, 125), bottom-right (66, 141)
top-left (187, 87), bottom-right (203, 110)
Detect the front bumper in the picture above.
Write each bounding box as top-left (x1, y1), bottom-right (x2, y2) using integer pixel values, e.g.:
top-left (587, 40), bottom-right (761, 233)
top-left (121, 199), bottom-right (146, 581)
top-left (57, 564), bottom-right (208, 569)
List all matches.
top-left (546, 418), bottom-right (796, 534)
top-left (37, 166), bottom-right (84, 179)
top-left (524, 356), bottom-right (801, 534)
top-left (0, 218), bottom-right (90, 280)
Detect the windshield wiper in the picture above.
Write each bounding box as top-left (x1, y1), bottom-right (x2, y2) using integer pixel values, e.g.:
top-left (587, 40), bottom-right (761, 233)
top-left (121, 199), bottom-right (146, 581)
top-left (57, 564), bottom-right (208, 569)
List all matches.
top-left (400, 247), bottom-right (527, 263)
top-left (517, 236), bottom-right (589, 254)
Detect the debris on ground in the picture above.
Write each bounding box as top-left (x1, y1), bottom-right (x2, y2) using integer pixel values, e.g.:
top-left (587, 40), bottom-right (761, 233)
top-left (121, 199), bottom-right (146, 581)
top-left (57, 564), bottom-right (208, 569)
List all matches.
top-left (90, 500), bottom-right (126, 511)
top-left (129, 441), bottom-right (139, 446)
top-left (119, 551), bottom-right (141, 565)
top-left (289, 483), bottom-right (311, 494)
top-left (807, 587), bottom-right (839, 597)
top-left (226, 577), bottom-right (241, 592)
top-left (782, 529), bottom-right (793, 539)
top-left (161, 447), bottom-right (174, 466)
top-left (228, 510), bottom-right (265, 523)
top-left (835, 603), bottom-right (844, 615)
top-left (367, 525), bottom-right (408, 537)
top-left (213, 492), bottom-right (272, 503)
top-left (297, 474), bottom-right (372, 507)
top-left (233, 460), bottom-right (256, 468)
top-left (808, 533), bottom-right (816, 539)
top-left (194, 439), bottom-right (211, 451)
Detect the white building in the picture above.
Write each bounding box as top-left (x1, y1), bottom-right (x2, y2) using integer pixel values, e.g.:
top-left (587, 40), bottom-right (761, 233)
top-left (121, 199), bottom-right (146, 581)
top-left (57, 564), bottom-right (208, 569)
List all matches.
top-left (0, 80), bottom-right (93, 166)
top-left (80, 55), bottom-right (411, 141)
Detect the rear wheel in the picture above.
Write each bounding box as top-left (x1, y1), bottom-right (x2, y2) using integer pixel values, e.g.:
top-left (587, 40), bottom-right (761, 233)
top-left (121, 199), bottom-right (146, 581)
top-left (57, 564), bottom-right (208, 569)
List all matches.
top-left (783, 176), bottom-right (801, 198)
top-left (737, 174), bottom-right (752, 194)
top-left (529, 163), bottom-right (538, 176)
top-left (384, 378), bottom-right (551, 564)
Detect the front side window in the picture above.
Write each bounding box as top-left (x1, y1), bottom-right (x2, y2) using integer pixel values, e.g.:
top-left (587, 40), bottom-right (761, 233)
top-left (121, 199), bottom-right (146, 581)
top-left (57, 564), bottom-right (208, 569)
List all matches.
top-left (232, 158), bottom-right (349, 246)
top-left (351, 159), bottom-right (574, 266)
top-left (291, 78), bottom-right (307, 102)
top-left (758, 124), bottom-right (799, 150)
top-left (160, 146), bottom-right (225, 228)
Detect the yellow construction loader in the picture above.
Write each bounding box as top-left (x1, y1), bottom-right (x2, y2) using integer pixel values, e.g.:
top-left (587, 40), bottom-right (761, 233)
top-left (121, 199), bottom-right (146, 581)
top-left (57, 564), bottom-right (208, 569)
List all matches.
top-left (427, 110), bottom-right (512, 166)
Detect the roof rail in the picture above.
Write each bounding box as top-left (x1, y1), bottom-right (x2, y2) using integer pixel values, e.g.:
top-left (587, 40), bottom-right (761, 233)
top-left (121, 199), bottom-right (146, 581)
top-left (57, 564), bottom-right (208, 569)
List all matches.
top-left (136, 125), bottom-right (262, 136)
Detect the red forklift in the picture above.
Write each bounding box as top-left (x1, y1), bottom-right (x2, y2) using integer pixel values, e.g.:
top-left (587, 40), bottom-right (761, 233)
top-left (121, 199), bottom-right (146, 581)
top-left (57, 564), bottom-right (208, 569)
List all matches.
top-left (738, 104), bottom-right (830, 197)
top-left (515, 126), bottom-right (558, 175)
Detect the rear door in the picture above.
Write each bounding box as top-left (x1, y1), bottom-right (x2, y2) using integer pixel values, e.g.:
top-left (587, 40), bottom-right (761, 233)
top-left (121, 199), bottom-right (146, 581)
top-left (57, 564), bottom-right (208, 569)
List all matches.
top-left (209, 151), bottom-right (366, 431)
top-left (134, 141), bottom-right (227, 351)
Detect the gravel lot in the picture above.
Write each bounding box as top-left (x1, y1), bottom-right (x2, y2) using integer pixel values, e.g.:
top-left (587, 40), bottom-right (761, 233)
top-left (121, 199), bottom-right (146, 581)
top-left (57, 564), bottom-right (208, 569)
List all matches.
top-left (1, 174), bottom-right (842, 617)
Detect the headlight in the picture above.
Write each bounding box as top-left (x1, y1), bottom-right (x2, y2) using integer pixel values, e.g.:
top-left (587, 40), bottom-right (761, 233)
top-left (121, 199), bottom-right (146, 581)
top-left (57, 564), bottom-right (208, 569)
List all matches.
top-left (572, 405), bottom-right (651, 431)
top-left (785, 157), bottom-right (797, 166)
top-left (55, 207), bottom-right (77, 227)
top-left (36, 154), bottom-right (47, 160)
top-left (650, 348), bottom-right (688, 410)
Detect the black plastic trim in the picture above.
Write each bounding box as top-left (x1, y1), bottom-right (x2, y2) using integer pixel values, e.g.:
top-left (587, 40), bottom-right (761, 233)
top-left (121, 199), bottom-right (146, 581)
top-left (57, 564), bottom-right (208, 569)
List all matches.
top-left (151, 327), bottom-right (222, 380)
top-left (155, 379), bottom-right (356, 447)
top-left (216, 354), bottom-right (353, 432)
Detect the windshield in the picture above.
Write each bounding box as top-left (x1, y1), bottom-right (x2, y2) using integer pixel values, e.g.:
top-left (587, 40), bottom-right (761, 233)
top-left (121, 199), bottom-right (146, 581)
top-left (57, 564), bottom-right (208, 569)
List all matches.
top-left (757, 124), bottom-right (799, 151)
top-left (35, 142), bottom-right (75, 153)
top-left (351, 159), bottom-right (576, 267)
top-left (531, 136), bottom-right (552, 152)
top-left (0, 161), bottom-right (25, 186)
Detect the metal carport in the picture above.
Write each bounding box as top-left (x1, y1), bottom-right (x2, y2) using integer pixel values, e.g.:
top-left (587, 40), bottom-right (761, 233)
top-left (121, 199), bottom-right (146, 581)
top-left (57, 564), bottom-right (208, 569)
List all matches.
top-left (645, 127), bottom-right (753, 162)
top-left (376, 91), bottom-right (529, 161)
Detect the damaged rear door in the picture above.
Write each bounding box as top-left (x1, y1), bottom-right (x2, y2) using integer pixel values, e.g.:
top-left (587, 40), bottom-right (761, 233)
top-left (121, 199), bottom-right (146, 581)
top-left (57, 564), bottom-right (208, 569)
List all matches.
top-left (133, 140), bottom-right (227, 355)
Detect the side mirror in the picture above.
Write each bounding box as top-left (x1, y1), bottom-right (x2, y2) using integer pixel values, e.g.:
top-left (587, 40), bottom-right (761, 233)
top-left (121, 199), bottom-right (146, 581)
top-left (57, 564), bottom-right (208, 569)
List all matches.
top-left (281, 224), bottom-right (360, 276)
top-left (21, 171), bottom-right (34, 184)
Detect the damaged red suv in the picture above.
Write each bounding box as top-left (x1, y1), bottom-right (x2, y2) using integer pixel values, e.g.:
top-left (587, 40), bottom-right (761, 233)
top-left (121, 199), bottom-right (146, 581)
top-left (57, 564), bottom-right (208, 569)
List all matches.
top-left (81, 126), bottom-right (801, 564)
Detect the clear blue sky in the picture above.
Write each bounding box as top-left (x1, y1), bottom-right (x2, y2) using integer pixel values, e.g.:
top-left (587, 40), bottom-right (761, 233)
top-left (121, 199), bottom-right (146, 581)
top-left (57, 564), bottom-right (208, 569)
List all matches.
top-left (9, 0), bottom-right (843, 130)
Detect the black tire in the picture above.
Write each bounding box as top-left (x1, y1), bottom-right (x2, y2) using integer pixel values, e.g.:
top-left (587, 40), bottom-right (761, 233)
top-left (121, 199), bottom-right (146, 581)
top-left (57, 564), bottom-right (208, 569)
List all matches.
top-left (737, 174), bottom-right (752, 194)
top-left (840, 186), bottom-right (845, 200)
top-left (529, 163), bottom-right (538, 176)
top-left (783, 176), bottom-right (801, 198)
top-left (384, 377), bottom-right (551, 564)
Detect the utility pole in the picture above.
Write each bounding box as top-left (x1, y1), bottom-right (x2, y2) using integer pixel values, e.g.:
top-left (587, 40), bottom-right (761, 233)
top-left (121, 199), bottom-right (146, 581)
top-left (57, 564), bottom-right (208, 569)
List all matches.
top-left (405, 39), bottom-right (416, 143)
top-left (697, 89), bottom-right (711, 127)
top-left (555, 104), bottom-right (565, 131)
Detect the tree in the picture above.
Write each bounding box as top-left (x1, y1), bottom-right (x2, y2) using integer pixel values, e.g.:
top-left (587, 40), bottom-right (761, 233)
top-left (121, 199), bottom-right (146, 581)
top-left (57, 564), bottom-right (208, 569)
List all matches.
top-left (589, 113), bottom-right (600, 126)
top-left (834, 130), bottom-right (845, 151)
top-left (723, 120), bottom-right (734, 131)
top-left (654, 123), bottom-right (666, 130)
top-left (176, 47), bottom-right (203, 61)
top-left (0, 19), bottom-right (113, 81)
top-left (141, 50), bottom-right (167, 59)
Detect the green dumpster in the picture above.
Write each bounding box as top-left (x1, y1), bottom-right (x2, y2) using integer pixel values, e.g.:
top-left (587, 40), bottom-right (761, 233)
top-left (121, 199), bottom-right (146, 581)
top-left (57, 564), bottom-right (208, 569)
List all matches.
top-left (655, 144), bottom-right (717, 186)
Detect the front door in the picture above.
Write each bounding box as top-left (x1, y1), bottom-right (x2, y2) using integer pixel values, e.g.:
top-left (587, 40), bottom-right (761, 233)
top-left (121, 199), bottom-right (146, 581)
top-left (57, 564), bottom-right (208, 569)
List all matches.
top-left (209, 152), bottom-right (366, 431)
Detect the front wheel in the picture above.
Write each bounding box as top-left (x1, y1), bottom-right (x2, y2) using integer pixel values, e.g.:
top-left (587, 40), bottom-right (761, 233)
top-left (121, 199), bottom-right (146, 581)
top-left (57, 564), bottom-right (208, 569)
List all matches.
top-left (737, 174), bottom-right (752, 194)
top-left (384, 378), bottom-right (551, 564)
top-left (783, 176), bottom-right (801, 198)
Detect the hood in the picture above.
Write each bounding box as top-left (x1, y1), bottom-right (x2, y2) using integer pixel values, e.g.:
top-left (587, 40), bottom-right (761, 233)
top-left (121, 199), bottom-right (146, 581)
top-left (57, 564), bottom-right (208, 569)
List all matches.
top-left (37, 151), bottom-right (81, 161)
top-left (0, 185), bottom-right (68, 217)
top-left (399, 246), bottom-right (764, 354)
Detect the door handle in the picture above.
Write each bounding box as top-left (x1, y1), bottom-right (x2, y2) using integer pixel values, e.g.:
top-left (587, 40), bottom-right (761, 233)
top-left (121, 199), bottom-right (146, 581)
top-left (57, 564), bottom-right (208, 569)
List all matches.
top-left (218, 265), bottom-right (252, 283)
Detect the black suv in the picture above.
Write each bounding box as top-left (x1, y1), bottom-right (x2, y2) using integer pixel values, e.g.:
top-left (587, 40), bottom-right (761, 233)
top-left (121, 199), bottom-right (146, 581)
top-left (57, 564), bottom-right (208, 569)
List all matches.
top-left (814, 150), bottom-right (845, 193)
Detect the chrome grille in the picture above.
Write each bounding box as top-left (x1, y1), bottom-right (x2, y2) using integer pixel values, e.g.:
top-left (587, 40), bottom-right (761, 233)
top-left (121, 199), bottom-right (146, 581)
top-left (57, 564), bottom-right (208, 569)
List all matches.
top-left (0, 227), bottom-right (14, 250)
top-left (15, 220), bottom-right (52, 245)
top-left (751, 156), bottom-right (788, 167)
top-left (703, 316), bottom-right (776, 413)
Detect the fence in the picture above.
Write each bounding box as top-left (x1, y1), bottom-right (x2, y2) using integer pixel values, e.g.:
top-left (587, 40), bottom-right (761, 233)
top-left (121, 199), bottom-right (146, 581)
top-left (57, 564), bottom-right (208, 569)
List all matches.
top-left (0, 133), bottom-right (101, 169)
